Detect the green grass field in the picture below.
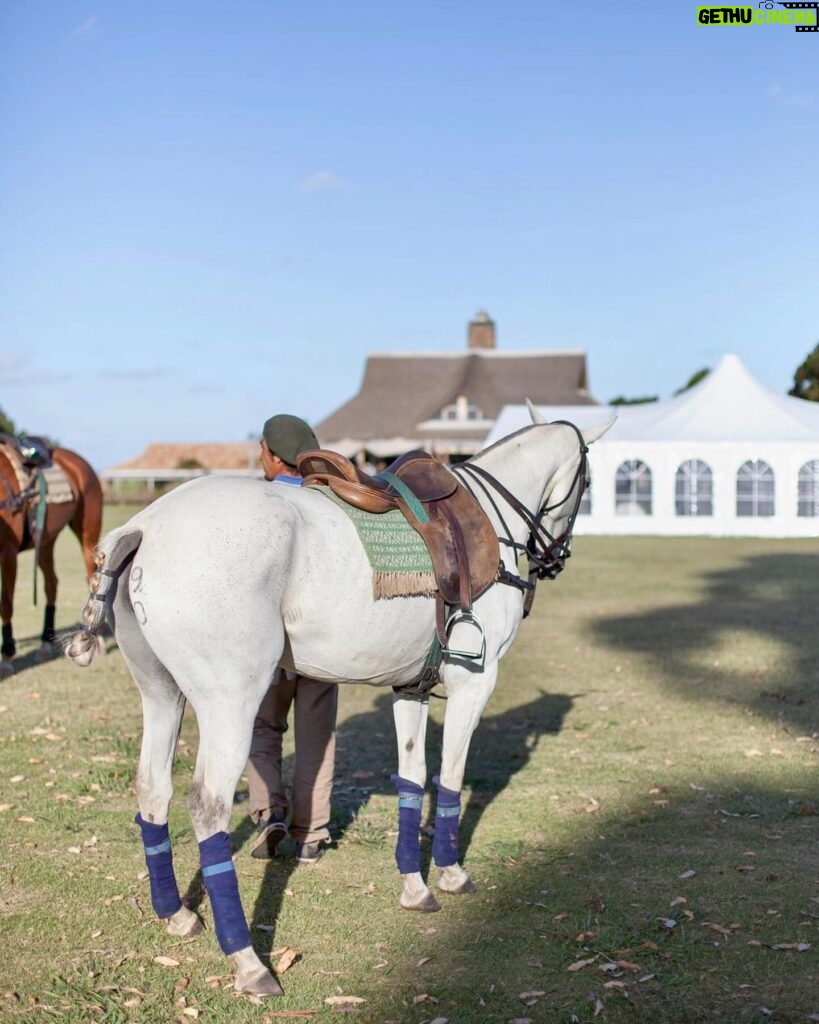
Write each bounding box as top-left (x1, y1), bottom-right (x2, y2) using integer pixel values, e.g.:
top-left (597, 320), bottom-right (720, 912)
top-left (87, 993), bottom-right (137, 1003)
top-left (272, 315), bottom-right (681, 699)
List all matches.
top-left (1, 508), bottom-right (818, 1023)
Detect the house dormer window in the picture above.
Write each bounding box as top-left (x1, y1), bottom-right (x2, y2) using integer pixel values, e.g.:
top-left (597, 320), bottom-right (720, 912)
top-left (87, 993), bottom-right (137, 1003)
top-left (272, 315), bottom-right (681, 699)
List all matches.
top-left (441, 394), bottom-right (483, 422)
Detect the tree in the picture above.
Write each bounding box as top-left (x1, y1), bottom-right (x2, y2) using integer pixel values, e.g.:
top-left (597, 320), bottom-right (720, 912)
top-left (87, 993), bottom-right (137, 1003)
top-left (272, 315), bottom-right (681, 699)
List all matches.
top-left (608, 394), bottom-right (659, 406)
top-left (673, 367), bottom-right (710, 395)
top-left (789, 343), bottom-right (819, 402)
top-left (0, 406), bottom-right (15, 435)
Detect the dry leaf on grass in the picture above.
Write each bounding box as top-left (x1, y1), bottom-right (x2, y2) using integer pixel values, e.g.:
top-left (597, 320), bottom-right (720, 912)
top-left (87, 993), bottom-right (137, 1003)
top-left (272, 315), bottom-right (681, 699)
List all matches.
top-left (772, 941), bottom-right (811, 952)
top-left (261, 1013), bottom-right (317, 1020)
top-left (275, 947), bottom-right (299, 974)
top-left (678, 869), bottom-right (696, 879)
top-left (416, 956), bottom-right (432, 967)
top-left (174, 978), bottom-right (190, 994)
top-left (128, 896), bottom-right (143, 917)
top-left (182, 1009), bottom-right (199, 1019)
top-left (324, 996), bottom-right (365, 1006)
top-left (412, 993), bottom-right (439, 1005)
top-left (567, 957), bottom-right (597, 972)
top-left (153, 955), bottom-right (181, 968)
top-left (702, 922), bottom-right (739, 936)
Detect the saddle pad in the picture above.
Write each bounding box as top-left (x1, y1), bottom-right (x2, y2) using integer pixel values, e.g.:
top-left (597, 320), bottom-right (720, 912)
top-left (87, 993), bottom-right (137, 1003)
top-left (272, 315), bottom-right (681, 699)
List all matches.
top-left (0, 443), bottom-right (74, 505)
top-left (313, 486), bottom-right (437, 600)
top-left (39, 464), bottom-right (75, 505)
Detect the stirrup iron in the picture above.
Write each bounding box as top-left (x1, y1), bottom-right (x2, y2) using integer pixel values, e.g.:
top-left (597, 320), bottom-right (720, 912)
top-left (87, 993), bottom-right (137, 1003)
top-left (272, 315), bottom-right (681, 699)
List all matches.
top-left (443, 609), bottom-right (485, 662)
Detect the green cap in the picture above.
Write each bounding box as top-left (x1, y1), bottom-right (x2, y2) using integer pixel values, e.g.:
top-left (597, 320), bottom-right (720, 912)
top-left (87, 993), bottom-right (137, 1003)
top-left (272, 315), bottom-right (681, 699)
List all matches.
top-left (262, 414), bottom-right (318, 467)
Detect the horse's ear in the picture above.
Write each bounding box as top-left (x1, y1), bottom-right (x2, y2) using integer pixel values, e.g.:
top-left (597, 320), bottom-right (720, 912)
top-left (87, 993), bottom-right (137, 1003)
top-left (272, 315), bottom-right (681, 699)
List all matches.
top-left (526, 398), bottom-right (548, 425)
top-left (582, 415), bottom-right (617, 447)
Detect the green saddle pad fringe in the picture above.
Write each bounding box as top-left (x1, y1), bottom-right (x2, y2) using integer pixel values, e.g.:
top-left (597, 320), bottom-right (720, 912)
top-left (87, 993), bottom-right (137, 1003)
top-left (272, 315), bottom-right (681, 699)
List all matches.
top-left (312, 486), bottom-right (436, 600)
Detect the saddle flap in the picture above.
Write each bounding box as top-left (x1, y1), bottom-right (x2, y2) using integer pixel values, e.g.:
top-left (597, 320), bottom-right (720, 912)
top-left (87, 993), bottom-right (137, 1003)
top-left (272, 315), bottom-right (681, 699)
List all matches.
top-left (383, 451), bottom-right (458, 503)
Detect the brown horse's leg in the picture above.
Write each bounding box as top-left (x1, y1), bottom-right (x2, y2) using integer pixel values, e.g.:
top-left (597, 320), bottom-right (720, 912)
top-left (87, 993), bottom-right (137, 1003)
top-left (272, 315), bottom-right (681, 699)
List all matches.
top-left (1, 547), bottom-right (17, 673)
top-left (37, 538), bottom-right (58, 647)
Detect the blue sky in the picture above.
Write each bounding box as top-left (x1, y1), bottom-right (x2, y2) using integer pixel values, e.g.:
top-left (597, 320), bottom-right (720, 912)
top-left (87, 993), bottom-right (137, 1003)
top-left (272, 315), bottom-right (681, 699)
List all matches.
top-left (1, 0), bottom-right (817, 469)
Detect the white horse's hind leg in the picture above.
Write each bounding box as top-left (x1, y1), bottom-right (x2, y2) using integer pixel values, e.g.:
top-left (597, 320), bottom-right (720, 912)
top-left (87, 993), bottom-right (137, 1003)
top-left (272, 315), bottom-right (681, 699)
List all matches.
top-left (188, 696), bottom-right (283, 997)
top-left (133, 687), bottom-right (204, 933)
top-left (392, 696), bottom-right (440, 911)
top-left (113, 578), bottom-right (203, 938)
top-left (435, 662), bottom-right (499, 896)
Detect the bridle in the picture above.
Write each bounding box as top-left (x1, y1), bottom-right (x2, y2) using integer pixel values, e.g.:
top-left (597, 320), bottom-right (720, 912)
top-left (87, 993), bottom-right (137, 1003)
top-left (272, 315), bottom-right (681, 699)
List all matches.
top-left (454, 421), bottom-right (589, 618)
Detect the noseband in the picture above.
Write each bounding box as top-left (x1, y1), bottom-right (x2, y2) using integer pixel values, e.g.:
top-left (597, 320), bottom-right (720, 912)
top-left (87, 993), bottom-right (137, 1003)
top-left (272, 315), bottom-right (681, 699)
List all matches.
top-left (455, 421), bottom-right (589, 617)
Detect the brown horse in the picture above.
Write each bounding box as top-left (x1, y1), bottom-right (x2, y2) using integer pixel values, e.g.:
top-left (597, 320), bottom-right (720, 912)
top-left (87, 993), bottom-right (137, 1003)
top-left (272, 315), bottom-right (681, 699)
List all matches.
top-left (0, 440), bottom-right (102, 678)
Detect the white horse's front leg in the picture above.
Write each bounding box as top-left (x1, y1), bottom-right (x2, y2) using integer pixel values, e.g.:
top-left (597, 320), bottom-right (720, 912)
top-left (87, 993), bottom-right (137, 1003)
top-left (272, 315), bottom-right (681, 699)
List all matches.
top-left (435, 661), bottom-right (499, 896)
top-left (391, 695), bottom-right (439, 911)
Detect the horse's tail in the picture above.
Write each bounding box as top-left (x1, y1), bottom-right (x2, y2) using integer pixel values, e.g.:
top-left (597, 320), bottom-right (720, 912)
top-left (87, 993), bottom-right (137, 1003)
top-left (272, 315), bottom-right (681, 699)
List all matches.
top-left (64, 527), bottom-right (143, 667)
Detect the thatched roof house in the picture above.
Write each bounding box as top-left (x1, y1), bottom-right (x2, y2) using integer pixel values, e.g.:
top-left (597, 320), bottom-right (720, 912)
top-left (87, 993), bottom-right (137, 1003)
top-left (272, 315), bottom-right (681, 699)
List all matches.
top-left (315, 312), bottom-right (598, 462)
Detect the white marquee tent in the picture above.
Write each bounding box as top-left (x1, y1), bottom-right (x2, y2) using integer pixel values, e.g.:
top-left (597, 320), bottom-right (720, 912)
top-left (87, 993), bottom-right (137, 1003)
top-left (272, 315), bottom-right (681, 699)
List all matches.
top-left (485, 354), bottom-right (819, 537)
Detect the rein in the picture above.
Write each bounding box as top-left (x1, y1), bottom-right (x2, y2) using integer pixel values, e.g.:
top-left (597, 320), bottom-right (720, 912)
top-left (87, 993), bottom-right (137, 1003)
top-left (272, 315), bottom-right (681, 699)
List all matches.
top-left (454, 421), bottom-right (589, 618)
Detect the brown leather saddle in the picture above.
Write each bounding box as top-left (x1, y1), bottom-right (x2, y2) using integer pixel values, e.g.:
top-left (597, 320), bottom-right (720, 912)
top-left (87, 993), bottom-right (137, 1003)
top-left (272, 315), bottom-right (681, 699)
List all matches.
top-left (297, 449), bottom-right (501, 652)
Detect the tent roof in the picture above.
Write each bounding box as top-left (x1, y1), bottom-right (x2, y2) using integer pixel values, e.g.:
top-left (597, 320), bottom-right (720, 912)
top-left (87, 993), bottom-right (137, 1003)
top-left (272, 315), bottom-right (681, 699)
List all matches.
top-left (486, 354), bottom-right (819, 445)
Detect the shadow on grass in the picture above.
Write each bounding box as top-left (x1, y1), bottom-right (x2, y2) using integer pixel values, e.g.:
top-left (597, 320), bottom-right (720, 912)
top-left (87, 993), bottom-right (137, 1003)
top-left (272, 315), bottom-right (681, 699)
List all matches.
top-left (593, 552), bottom-right (819, 732)
top-left (228, 772), bottom-right (819, 1024)
top-left (235, 686), bottom-right (574, 963)
top-left (330, 687), bottom-right (574, 856)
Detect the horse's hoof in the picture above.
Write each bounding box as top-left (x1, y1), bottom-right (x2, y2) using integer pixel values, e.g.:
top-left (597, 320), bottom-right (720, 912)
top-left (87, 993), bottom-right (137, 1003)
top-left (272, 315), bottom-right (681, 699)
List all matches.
top-left (400, 892), bottom-right (441, 913)
top-left (0, 659), bottom-right (14, 680)
top-left (33, 643), bottom-right (54, 664)
top-left (230, 949), bottom-right (284, 997)
top-left (439, 877), bottom-right (477, 895)
top-left (166, 905), bottom-right (204, 937)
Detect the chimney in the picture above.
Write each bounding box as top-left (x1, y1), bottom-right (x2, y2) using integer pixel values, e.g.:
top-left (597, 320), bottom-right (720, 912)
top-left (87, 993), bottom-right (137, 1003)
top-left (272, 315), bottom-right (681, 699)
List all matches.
top-left (467, 310), bottom-right (496, 350)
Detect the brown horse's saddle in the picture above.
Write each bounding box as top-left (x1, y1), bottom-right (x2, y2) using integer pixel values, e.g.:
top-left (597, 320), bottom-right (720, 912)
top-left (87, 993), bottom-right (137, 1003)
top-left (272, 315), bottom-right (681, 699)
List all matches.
top-left (297, 449), bottom-right (501, 633)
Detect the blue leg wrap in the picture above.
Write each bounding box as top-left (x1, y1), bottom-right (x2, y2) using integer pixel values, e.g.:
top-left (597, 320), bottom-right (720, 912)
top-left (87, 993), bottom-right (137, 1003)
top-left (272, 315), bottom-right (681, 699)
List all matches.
top-left (199, 831), bottom-right (251, 955)
top-left (391, 774), bottom-right (424, 874)
top-left (432, 776), bottom-right (461, 868)
top-left (135, 814), bottom-right (182, 919)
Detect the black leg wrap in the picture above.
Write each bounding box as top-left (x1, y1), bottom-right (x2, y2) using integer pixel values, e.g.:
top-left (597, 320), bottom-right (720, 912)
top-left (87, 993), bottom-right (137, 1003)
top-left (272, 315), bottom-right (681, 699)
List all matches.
top-left (41, 604), bottom-right (57, 645)
top-left (2, 623), bottom-right (15, 659)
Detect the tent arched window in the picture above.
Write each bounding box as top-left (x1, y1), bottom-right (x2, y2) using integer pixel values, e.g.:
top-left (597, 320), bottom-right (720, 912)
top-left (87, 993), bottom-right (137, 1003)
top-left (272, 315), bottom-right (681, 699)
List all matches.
top-left (798, 460), bottom-right (819, 517)
top-left (615, 460), bottom-right (652, 515)
top-left (675, 459), bottom-right (713, 516)
top-left (736, 460), bottom-right (775, 517)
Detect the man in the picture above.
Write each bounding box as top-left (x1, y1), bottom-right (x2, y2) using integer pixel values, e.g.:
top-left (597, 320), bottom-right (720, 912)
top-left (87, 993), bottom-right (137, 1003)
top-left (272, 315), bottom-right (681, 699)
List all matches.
top-left (246, 414), bottom-right (338, 864)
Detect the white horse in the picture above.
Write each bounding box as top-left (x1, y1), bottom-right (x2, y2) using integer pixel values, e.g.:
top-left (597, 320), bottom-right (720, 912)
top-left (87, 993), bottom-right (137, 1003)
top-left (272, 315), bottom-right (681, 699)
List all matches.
top-left (65, 410), bottom-right (612, 997)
